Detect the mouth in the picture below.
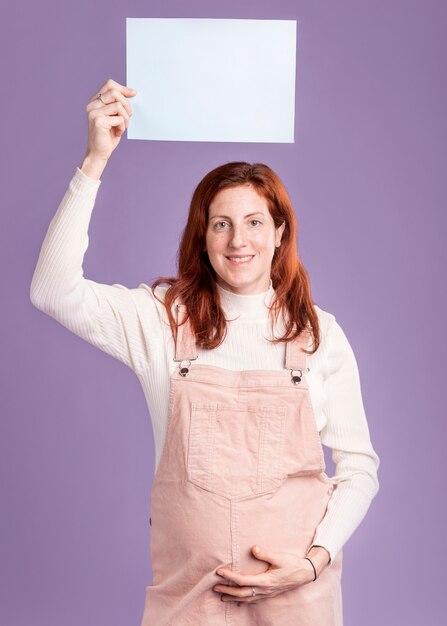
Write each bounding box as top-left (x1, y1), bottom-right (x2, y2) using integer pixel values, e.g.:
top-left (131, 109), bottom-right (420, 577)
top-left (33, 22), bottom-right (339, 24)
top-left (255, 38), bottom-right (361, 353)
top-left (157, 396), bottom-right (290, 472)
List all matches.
top-left (225, 255), bottom-right (255, 266)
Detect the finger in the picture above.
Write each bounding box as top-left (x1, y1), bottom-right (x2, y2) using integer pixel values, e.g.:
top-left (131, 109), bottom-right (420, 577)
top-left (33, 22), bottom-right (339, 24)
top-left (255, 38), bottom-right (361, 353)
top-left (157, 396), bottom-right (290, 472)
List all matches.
top-left (109, 115), bottom-right (126, 134)
top-left (85, 90), bottom-right (132, 115)
top-left (90, 101), bottom-right (130, 128)
top-left (216, 569), bottom-right (271, 588)
top-left (90, 78), bottom-right (136, 101)
top-left (220, 591), bottom-right (264, 603)
top-left (215, 585), bottom-right (263, 599)
top-left (89, 87), bottom-right (134, 117)
top-left (109, 87), bottom-right (134, 116)
top-left (107, 101), bottom-right (130, 127)
top-left (94, 114), bottom-right (125, 135)
top-left (86, 88), bottom-right (137, 115)
top-left (251, 545), bottom-right (286, 568)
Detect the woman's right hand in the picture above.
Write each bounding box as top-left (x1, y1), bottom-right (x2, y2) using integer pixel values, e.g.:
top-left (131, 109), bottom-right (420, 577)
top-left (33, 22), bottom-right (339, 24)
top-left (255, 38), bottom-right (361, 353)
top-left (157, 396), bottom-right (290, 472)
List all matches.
top-left (84, 78), bottom-right (137, 163)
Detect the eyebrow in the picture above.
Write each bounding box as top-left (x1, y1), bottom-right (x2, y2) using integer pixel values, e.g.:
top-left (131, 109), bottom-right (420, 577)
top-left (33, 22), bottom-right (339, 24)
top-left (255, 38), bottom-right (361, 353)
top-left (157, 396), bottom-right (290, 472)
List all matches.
top-left (209, 212), bottom-right (266, 220)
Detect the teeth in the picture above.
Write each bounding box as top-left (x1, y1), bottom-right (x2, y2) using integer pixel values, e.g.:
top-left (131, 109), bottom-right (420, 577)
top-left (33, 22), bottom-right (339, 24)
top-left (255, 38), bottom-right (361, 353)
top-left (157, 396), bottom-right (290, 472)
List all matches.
top-left (228, 256), bottom-right (253, 263)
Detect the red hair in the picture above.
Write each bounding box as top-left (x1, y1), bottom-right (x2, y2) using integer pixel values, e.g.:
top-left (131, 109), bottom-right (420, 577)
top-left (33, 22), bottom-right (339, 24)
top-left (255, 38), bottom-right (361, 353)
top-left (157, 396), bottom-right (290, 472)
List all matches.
top-left (152, 161), bottom-right (320, 355)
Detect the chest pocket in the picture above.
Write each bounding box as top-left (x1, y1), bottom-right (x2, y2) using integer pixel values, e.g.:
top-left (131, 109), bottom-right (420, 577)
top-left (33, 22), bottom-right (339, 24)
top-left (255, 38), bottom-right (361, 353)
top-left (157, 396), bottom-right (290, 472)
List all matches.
top-left (187, 402), bottom-right (287, 501)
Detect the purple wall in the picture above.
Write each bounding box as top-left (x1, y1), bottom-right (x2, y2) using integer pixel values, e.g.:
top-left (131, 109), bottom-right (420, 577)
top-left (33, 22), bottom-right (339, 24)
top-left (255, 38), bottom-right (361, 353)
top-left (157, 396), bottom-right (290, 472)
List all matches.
top-left (2, 1), bottom-right (445, 624)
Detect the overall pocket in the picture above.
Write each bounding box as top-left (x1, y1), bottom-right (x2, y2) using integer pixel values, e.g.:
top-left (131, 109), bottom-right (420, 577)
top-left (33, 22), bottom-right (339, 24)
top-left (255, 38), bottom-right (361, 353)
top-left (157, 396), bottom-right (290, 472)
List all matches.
top-left (187, 402), bottom-right (287, 500)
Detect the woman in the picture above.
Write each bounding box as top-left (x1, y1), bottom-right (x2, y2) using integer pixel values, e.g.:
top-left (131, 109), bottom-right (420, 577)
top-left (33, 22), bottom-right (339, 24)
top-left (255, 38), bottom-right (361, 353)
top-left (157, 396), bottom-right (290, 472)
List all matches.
top-left (30, 78), bottom-right (380, 626)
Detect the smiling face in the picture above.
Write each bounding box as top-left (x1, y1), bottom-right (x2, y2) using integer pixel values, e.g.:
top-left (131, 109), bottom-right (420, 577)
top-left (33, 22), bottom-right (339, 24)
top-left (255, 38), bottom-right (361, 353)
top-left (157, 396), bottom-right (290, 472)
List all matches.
top-left (205, 184), bottom-right (285, 295)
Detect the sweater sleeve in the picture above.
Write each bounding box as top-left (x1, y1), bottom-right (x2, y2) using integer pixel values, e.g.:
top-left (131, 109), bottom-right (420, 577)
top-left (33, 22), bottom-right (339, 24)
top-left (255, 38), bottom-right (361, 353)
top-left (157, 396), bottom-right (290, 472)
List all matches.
top-left (30, 167), bottom-right (164, 376)
top-left (309, 315), bottom-right (381, 565)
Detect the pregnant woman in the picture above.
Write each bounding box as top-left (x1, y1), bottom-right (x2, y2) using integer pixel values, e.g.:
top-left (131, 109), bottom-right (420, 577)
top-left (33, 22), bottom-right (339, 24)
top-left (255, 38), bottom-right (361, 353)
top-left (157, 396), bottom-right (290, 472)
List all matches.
top-left (30, 78), bottom-right (380, 626)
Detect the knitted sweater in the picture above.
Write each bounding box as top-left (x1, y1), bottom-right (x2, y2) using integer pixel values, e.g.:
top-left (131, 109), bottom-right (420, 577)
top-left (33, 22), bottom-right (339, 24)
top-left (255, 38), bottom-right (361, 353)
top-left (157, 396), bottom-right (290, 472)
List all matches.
top-left (30, 166), bottom-right (380, 565)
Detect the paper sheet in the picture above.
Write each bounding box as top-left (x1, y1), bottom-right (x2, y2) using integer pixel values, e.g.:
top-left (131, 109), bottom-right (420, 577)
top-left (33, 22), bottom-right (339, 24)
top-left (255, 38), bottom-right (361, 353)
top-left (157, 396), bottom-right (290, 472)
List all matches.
top-left (126, 18), bottom-right (297, 143)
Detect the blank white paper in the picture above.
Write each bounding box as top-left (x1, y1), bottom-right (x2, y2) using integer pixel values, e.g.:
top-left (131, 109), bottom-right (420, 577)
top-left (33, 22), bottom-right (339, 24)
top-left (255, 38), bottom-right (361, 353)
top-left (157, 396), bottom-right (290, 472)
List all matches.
top-left (126, 18), bottom-right (297, 143)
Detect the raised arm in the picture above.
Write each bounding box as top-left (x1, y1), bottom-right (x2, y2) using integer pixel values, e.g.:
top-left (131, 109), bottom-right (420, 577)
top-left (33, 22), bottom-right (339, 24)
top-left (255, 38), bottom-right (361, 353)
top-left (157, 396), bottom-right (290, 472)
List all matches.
top-left (30, 79), bottom-right (165, 376)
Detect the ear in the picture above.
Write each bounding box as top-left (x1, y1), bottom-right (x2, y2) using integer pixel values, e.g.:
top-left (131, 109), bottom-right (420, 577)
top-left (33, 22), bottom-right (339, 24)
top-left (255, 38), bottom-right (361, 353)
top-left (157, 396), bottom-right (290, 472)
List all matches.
top-left (276, 220), bottom-right (286, 245)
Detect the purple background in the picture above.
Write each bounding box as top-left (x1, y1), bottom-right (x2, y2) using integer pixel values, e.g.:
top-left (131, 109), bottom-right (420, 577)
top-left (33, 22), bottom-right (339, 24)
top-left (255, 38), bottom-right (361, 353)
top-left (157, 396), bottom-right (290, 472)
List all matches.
top-left (2, 1), bottom-right (445, 624)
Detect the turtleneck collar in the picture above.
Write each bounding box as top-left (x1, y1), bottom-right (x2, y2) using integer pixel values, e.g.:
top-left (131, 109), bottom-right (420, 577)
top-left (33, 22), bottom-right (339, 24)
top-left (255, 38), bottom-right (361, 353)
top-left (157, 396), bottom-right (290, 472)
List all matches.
top-left (215, 279), bottom-right (275, 322)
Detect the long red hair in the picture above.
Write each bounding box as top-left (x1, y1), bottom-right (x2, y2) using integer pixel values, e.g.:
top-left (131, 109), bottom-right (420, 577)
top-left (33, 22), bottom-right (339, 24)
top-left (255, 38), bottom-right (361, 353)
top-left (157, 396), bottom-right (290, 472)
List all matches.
top-left (152, 161), bottom-right (320, 355)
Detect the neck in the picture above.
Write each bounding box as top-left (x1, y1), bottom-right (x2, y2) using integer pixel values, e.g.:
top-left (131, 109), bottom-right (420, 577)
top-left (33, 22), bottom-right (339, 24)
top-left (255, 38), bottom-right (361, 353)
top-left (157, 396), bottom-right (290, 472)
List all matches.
top-left (215, 280), bottom-right (275, 322)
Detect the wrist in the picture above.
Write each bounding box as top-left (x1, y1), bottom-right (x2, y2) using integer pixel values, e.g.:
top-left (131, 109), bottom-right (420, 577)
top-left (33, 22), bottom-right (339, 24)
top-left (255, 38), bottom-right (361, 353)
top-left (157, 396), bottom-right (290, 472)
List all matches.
top-left (80, 152), bottom-right (108, 180)
top-left (305, 545), bottom-right (331, 577)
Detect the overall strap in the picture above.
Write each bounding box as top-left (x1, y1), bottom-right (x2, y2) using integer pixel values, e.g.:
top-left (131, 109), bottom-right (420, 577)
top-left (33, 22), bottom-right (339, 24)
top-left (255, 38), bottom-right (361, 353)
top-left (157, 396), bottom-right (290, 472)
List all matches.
top-left (174, 303), bottom-right (198, 362)
top-left (285, 327), bottom-right (311, 383)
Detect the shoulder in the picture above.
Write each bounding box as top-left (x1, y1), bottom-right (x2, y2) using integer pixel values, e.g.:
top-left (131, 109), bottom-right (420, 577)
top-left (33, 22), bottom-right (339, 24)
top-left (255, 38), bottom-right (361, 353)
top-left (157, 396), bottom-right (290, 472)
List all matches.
top-left (313, 304), bottom-right (359, 373)
top-left (136, 282), bottom-right (169, 301)
top-left (132, 283), bottom-right (170, 321)
top-left (312, 304), bottom-right (336, 340)
top-left (312, 304), bottom-right (352, 357)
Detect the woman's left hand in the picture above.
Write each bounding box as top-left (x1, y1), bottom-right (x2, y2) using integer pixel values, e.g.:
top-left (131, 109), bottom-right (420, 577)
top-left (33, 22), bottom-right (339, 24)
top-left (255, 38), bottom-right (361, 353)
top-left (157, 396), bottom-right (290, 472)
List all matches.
top-left (213, 545), bottom-right (316, 603)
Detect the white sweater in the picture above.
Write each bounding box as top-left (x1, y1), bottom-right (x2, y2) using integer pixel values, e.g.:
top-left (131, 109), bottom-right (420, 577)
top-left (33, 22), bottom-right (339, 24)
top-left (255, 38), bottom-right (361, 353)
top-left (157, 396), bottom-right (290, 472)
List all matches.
top-left (30, 166), bottom-right (380, 565)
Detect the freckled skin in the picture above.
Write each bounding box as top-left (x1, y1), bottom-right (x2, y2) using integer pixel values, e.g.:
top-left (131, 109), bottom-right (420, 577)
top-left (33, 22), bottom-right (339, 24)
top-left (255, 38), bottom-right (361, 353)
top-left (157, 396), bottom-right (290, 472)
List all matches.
top-left (205, 185), bottom-right (285, 295)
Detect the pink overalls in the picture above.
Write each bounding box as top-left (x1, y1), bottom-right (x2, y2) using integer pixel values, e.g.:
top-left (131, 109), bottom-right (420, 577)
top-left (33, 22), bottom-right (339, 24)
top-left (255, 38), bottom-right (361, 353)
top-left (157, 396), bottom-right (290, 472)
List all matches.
top-left (140, 304), bottom-right (343, 626)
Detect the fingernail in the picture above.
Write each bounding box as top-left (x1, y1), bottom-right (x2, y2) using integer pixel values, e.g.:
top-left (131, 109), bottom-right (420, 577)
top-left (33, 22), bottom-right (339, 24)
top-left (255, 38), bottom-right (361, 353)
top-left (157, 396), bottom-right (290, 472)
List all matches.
top-left (216, 569), bottom-right (224, 576)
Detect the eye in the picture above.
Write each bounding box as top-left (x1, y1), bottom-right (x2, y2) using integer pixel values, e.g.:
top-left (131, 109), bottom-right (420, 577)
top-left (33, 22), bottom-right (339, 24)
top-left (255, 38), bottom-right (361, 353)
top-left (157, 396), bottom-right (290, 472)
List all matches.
top-left (250, 219), bottom-right (262, 226)
top-left (213, 221), bottom-right (229, 230)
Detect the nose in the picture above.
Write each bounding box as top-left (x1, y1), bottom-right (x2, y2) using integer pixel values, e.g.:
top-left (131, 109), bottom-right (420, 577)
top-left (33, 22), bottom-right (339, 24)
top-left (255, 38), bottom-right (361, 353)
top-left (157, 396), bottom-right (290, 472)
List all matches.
top-left (229, 224), bottom-right (247, 248)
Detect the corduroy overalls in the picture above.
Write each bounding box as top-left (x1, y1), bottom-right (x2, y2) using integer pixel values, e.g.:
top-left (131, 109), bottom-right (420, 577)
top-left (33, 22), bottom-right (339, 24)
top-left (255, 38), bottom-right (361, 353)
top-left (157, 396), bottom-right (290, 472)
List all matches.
top-left (140, 304), bottom-right (343, 625)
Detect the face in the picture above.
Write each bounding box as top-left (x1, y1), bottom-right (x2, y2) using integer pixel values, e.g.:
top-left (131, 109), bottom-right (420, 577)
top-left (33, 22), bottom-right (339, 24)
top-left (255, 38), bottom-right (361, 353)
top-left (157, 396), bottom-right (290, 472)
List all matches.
top-left (205, 184), bottom-right (285, 295)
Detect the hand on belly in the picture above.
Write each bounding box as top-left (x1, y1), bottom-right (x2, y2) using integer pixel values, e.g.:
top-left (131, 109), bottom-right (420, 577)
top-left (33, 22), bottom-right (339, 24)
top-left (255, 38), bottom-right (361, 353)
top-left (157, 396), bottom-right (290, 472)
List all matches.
top-left (212, 544), bottom-right (317, 604)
